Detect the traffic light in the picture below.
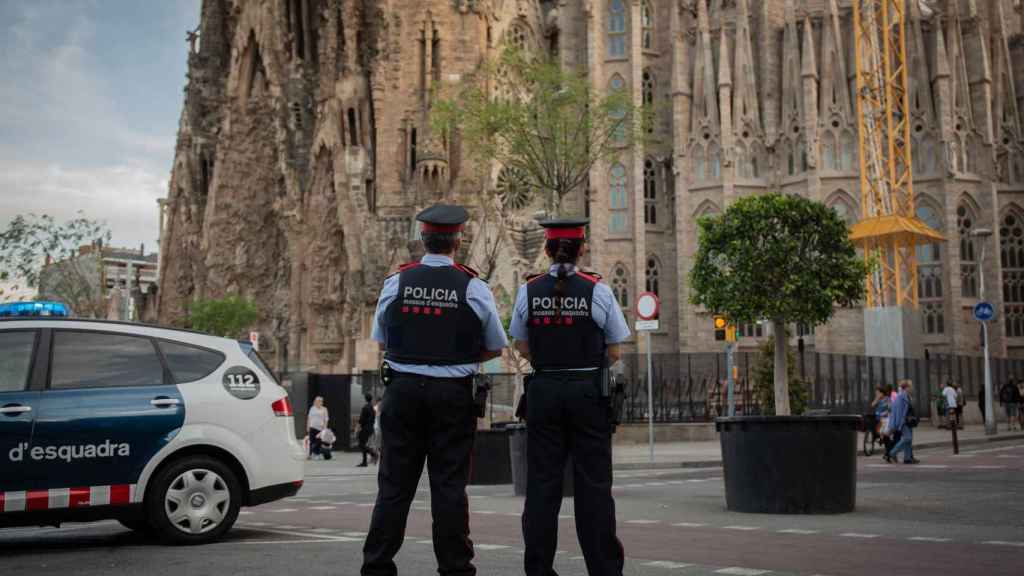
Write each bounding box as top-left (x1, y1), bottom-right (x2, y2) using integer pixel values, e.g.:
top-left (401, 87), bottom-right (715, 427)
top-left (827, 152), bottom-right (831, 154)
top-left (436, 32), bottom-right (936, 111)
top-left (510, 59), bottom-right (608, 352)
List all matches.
top-left (714, 315), bottom-right (728, 341)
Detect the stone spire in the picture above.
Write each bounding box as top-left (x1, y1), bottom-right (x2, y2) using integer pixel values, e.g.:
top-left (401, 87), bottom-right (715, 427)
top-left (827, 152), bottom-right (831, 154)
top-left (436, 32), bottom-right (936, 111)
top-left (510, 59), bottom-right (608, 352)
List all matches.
top-left (731, 0), bottom-right (761, 134)
top-left (801, 17), bottom-right (819, 171)
top-left (818, 0), bottom-right (852, 121)
top-left (906, 0), bottom-right (935, 124)
top-left (779, 0), bottom-right (803, 132)
top-left (690, 0), bottom-right (720, 139)
top-left (945, 0), bottom-right (974, 125)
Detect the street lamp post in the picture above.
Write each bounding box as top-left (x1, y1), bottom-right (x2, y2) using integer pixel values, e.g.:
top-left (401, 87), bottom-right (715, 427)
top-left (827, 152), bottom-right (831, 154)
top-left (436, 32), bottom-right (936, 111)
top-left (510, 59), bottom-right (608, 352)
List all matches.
top-left (972, 227), bottom-right (995, 435)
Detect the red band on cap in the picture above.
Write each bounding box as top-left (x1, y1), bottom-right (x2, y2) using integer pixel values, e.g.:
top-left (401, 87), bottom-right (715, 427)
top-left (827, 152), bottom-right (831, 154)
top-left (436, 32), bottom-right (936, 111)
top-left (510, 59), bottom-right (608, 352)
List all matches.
top-left (421, 223), bottom-right (463, 233)
top-left (545, 228), bottom-right (586, 240)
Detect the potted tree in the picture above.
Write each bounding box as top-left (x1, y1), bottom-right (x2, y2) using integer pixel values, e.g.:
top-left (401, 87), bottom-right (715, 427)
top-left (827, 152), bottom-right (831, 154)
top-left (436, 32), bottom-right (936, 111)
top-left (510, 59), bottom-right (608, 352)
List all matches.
top-left (690, 193), bottom-right (867, 513)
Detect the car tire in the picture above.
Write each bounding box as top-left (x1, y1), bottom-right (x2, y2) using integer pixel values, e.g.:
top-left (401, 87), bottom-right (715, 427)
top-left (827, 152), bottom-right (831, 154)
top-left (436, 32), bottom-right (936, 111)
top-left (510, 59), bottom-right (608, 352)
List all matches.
top-left (146, 455), bottom-right (241, 545)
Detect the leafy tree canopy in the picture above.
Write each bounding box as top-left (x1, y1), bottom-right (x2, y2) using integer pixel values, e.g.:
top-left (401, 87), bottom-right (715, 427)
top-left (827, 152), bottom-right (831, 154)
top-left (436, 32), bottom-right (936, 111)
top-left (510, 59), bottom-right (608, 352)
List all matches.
top-left (690, 193), bottom-right (866, 327)
top-left (0, 213), bottom-right (109, 290)
top-left (187, 295), bottom-right (259, 338)
top-left (431, 48), bottom-right (650, 214)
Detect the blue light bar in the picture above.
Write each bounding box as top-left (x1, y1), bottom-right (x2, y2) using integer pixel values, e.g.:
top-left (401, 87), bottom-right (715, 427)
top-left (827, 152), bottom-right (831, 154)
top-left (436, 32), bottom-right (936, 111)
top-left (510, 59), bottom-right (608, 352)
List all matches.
top-left (0, 301), bottom-right (71, 317)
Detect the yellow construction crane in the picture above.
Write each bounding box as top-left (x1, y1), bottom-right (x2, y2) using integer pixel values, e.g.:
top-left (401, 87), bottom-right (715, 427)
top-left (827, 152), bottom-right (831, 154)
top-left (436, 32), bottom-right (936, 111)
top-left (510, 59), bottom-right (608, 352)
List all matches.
top-left (849, 0), bottom-right (944, 308)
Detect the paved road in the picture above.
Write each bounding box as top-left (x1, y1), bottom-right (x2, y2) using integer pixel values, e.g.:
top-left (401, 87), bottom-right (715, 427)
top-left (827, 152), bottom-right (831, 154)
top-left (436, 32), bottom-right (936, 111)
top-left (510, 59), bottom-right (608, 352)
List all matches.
top-left (2, 442), bottom-right (1023, 576)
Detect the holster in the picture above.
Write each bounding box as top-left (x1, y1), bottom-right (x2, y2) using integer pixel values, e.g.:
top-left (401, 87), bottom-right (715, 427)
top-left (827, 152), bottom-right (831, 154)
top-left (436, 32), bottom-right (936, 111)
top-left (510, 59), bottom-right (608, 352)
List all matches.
top-left (472, 375), bottom-right (491, 418)
top-left (515, 374), bottom-right (532, 421)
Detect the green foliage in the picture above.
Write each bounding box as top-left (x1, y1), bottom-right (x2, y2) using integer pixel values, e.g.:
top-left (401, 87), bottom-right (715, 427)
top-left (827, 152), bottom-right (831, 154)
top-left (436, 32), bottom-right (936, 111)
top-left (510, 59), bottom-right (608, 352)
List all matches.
top-left (689, 193), bottom-right (866, 326)
top-left (0, 213), bottom-right (111, 316)
top-left (0, 213), bottom-right (109, 290)
top-left (432, 48), bottom-right (651, 214)
top-left (751, 338), bottom-right (810, 416)
top-left (187, 295), bottom-right (259, 338)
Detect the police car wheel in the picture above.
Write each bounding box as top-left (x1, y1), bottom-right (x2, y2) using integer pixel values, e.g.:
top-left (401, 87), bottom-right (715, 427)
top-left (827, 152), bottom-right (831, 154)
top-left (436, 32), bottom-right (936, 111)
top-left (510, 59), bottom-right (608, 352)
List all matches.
top-left (147, 456), bottom-right (241, 545)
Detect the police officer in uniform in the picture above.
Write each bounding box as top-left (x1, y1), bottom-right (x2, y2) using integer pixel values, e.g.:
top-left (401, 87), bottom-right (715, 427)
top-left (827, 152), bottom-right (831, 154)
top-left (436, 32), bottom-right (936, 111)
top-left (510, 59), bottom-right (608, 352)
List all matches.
top-left (510, 218), bottom-right (630, 576)
top-left (362, 204), bottom-right (508, 576)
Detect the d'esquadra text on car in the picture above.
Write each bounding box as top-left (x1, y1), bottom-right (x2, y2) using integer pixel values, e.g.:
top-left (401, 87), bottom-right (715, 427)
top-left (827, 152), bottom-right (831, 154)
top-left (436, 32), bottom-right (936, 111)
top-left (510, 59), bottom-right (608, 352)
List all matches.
top-left (0, 317), bottom-right (305, 544)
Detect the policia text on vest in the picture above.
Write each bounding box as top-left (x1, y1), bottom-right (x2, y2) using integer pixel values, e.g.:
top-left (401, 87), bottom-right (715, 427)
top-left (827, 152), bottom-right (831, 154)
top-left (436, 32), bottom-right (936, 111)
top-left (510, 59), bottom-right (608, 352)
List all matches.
top-left (361, 204), bottom-right (508, 576)
top-left (510, 218), bottom-right (632, 576)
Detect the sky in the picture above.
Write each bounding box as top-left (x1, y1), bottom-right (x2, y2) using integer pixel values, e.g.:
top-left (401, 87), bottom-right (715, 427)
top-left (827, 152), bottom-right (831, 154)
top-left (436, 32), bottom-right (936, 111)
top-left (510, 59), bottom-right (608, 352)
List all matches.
top-left (0, 0), bottom-right (201, 255)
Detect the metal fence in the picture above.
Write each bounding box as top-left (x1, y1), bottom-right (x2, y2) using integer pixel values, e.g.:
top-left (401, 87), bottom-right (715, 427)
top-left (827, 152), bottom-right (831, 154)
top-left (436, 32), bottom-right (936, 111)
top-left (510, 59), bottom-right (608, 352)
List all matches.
top-left (616, 352), bottom-right (1024, 423)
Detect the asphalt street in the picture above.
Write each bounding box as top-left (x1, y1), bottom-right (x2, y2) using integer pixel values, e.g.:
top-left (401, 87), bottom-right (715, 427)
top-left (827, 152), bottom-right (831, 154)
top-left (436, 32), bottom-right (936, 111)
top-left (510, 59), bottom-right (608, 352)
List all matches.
top-left (2, 441), bottom-right (1023, 576)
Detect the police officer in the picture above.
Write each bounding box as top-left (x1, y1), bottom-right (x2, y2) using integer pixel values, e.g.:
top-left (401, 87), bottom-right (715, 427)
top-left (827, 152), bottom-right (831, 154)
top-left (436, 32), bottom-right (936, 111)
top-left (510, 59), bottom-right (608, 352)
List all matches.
top-left (362, 204), bottom-right (508, 576)
top-left (510, 218), bottom-right (630, 576)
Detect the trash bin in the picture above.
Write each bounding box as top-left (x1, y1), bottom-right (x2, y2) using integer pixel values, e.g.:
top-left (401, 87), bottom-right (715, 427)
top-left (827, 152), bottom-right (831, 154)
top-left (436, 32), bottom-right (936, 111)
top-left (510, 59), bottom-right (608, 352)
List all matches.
top-left (716, 415), bottom-right (859, 514)
top-left (508, 424), bottom-right (573, 497)
top-left (470, 428), bottom-right (513, 485)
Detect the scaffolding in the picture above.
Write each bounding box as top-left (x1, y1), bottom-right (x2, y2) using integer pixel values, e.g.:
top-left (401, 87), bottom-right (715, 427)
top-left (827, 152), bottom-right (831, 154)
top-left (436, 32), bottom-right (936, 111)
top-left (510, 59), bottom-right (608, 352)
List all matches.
top-left (850, 0), bottom-right (944, 308)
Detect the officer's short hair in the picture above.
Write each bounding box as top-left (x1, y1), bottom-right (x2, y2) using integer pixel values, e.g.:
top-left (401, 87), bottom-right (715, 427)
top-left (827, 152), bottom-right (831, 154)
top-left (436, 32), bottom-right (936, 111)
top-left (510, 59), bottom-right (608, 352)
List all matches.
top-left (422, 231), bottom-right (459, 254)
top-left (365, 393), bottom-right (373, 403)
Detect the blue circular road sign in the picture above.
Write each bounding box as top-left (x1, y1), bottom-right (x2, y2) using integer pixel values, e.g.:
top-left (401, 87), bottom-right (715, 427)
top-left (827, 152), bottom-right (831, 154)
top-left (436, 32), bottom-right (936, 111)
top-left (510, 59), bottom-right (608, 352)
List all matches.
top-left (973, 301), bottom-right (995, 322)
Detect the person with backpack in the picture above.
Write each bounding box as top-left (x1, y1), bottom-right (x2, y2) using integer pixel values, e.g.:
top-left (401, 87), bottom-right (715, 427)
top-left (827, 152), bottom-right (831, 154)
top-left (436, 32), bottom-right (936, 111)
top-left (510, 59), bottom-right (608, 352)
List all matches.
top-left (885, 380), bottom-right (920, 464)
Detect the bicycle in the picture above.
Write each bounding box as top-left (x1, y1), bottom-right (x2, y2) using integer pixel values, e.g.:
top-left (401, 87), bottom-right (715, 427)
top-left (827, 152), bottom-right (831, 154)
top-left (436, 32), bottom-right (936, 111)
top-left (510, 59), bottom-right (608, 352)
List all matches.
top-left (862, 413), bottom-right (882, 456)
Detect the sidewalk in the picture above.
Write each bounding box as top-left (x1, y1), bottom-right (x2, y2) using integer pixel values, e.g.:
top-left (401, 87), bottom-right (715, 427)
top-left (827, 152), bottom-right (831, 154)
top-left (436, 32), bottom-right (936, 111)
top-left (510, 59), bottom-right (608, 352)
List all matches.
top-left (612, 424), bottom-right (1024, 470)
top-left (304, 425), bottom-right (1024, 477)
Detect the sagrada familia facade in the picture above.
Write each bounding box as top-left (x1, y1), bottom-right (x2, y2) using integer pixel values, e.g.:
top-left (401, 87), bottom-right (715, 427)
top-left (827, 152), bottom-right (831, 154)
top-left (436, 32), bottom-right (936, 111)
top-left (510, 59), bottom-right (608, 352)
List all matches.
top-left (158, 0), bottom-right (1024, 374)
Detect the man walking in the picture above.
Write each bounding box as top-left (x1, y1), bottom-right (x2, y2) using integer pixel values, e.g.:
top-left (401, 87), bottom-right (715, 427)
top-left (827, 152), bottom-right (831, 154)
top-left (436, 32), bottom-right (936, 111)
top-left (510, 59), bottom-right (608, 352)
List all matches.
top-left (361, 204), bottom-right (508, 576)
top-left (886, 380), bottom-right (920, 464)
top-left (357, 394), bottom-right (376, 467)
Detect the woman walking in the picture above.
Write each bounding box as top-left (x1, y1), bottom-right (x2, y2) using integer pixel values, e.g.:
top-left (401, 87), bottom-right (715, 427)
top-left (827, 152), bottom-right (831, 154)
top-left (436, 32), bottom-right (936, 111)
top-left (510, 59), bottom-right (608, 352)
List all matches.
top-left (307, 396), bottom-right (329, 460)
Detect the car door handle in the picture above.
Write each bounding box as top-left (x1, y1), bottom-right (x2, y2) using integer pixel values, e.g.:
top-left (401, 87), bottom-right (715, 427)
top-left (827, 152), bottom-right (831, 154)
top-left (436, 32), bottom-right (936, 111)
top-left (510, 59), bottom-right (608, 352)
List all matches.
top-left (0, 404), bottom-right (32, 416)
top-left (150, 397), bottom-right (181, 408)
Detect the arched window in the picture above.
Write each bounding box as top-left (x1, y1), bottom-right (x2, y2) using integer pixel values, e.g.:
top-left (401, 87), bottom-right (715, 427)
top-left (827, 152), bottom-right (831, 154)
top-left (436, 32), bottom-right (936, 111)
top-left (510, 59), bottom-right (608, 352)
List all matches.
top-left (642, 70), bottom-right (655, 134)
top-left (644, 158), bottom-right (657, 225)
top-left (609, 163), bottom-right (629, 234)
top-left (840, 131), bottom-right (856, 172)
top-left (708, 142), bottom-right (721, 179)
top-left (608, 0), bottom-right (627, 58)
top-left (828, 191), bottom-right (857, 226)
top-left (645, 256), bottom-right (660, 296)
top-left (917, 204), bottom-right (944, 334)
top-left (822, 132), bottom-right (837, 171)
top-left (957, 200), bottom-right (979, 298)
top-left (611, 264), bottom-right (630, 308)
top-left (641, 1), bottom-right (654, 50)
top-left (609, 74), bottom-right (627, 144)
top-left (693, 143), bottom-right (706, 181)
top-left (1001, 208), bottom-right (1024, 338)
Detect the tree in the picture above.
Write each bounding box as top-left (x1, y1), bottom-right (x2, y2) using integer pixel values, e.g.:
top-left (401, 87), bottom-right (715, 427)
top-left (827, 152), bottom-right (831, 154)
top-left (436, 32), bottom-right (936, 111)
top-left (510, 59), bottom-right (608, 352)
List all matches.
top-left (187, 295), bottom-right (259, 338)
top-left (432, 48), bottom-right (649, 215)
top-left (0, 213), bottom-right (110, 317)
top-left (690, 193), bottom-right (866, 415)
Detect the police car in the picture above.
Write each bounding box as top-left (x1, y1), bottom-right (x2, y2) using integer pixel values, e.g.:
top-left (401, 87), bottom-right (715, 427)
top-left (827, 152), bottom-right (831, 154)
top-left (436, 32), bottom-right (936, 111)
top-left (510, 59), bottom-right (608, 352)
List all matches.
top-left (0, 317), bottom-right (305, 544)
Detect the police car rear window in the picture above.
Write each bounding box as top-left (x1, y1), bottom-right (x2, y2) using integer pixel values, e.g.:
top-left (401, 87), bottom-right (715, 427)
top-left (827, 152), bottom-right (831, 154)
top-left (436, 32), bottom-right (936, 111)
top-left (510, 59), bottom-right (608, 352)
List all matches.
top-left (0, 331), bottom-right (36, 392)
top-left (51, 331), bottom-right (165, 389)
top-left (159, 341), bottom-right (225, 383)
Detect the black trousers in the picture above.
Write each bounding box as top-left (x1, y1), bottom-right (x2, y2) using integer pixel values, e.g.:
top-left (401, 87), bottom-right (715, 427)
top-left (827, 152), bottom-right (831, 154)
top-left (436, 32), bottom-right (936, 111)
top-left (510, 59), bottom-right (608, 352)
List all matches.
top-left (362, 374), bottom-right (477, 576)
top-left (523, 372), bottom-right (624, 576)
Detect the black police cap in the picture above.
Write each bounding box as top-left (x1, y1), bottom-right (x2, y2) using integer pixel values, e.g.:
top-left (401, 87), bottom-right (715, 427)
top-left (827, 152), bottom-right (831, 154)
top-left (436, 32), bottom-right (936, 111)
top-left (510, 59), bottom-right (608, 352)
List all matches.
top-left (539, 218), bottom-right (589, 239)
top-left (416, 204), bottom-right (469, 232)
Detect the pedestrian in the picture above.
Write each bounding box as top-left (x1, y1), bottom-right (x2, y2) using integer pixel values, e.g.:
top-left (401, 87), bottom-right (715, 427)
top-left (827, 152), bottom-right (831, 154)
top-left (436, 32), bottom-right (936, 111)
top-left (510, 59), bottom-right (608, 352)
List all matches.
top-left (371, 397), bottom-right (382, 465)
top-left (885, 380), bottom-right (920, 464)
top-left (1000, 378), bottom-right (1021, 431)
top-left (307, 396), bottom-right (329, 460)
top-left (1017, 379), bottom-right (1024, 430)
top-left (871, 385), bottom-right (891, 453)
top-left (941, 380), bottom-right (958, 430)
top-left (361, 204), bottom-right (508, 576)
top-left (357, 393), bottom-right (376, 467)
top-left (510, 218), bottom-right (631, 576)
top-left (979, 385), bottom-right (986, 422)
top-left (953, 382), bottom-right (965, 429)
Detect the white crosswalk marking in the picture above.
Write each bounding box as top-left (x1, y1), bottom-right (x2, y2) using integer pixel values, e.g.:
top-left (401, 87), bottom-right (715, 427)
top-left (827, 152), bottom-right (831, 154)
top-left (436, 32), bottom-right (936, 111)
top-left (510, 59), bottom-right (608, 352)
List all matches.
top-left (625, 520), bottom-right (660, 524)
top-left (908, 536), bottom-right (951, 542)
top-left (476, 544), bottom-right (510, 551)
top-left (723, 525), bottom-right (760, 531)
top-left (672, 522), bottom-right (707, 527)
top-left (715, 568), bottom-right (771, 575)
top-left (308, 506), bottom-right (336, 510)
top-left (981, 540), bottom-right (1024, 547)
top-left (643, 560), bottom-right (693, 569)
top-left (841, 533), bottom-right (879, 539)
top-left (778, 529), bottom-right (819, 535)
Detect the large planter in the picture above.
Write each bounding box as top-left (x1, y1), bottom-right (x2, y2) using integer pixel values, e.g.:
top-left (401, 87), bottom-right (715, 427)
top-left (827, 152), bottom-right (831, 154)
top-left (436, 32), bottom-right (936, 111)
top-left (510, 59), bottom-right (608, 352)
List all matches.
top-left (508, 424), bottom-right (574, 497)
top-left (470, 429), bottom-right (513, 485)
top-left (716, 415), bottom-right (860, 514)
